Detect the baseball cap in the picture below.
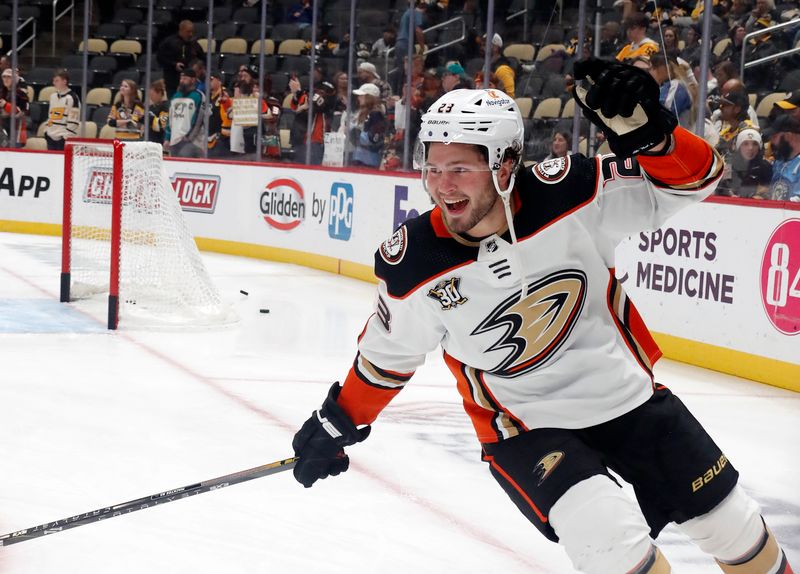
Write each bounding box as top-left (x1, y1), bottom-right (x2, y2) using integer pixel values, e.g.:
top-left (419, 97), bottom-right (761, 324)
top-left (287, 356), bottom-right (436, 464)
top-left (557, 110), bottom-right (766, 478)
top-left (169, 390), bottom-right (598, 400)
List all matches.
top-left (735, 128), bottom-right (762, 150)
top-left (444, 62), bottom-right (466, 77)
top-left (180, 68), bottom-right (197, 78)
top-left (242, 64), bottom-right (259, 78)
top-left (318, 80), bottom-right (335, 93)
top-left (2, 68), bottom-right (13, 78)
top-left (719, 90), bottom-right (749, 109)
top-left (764, 114), bottom-right (800, 138)
top-left (358, 61), bottom-right (380, 80)
top-left (209, 70), bottom-right (222, 80)
top-left (775, 90), bottom-right (800, 111)
top-left (482, 32), bottom-right (503, 48)
top-left (353, 82), bottom-right (380, 97)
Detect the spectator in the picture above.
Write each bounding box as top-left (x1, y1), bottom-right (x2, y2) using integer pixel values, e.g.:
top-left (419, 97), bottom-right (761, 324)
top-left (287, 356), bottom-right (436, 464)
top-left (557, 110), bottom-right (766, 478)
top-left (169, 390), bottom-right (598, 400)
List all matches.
top-left (616, 12), bottom-right (660, 62)
top-left (165, 69), bottom-right (206, 158)
top-left (357, 62), bottom-right (391, 100)
top-left (545, 130), bottom-right (571, 160)
top-left (191, 59), bottom-right (207, 94)
top-left (680, 23), bottom-right (703, 66)
top-left (44, 69), bottom-right (80, 151)
top-left (348, 83), bottom-right (387, 168)
top-left (289, 75), bottom-right (334, 164)
top-left (599, 22), bottom-right (622, 58)
top-left (229, 79), bottom-right (264, 160)
top-left (331, 70), bottom-right (350, 130)
top-left (767, 114), bottom-right (800, 201)
top-left (0, 55), bottom-right (10, 73)
top-left (649, 54), bottom-right (693, 125)
top-left (713, 78), bottom-right (759, 127)
top-left (718, 128), bottom-right (773, 197)
top-left (481, 33), bottom-right (516, 97)
top-left (661, 25), bottom-right (681, 58)
top-left (727, 0), bottom-right (753, 28)
top-left (745, 0), bottom-right (776, 32)
top-left (286, 0), bottom-right (313, 28)
top-left (721, 24), bottom-right (748, 65)
top-left (773, 90), bottom-right (800, 121)
top-left (441, 62), bottom-right (471, 92)
top-left (421, 67), bottom-right (445, 104)
top-left (107, 79), bottom-right (145, 140)
top-left (395, 1), bottom-right (427, 92)
top-left (157, 20), bottom-right (204, 97)
top-left (743, 18), bottom-right (780, 91)
top-left (262, 94), bottom-right (282, 161)
top-left (147, 79), bottom-right (170, 145)
top-left (207, 71), bottom-right (232, 158)
top-left (372, 27), bottom-right (397, 59)
top-left (0, 67), bottom-right (29, 147)
top-left (716, 89), bottom-right (757, 160)
top-left (238, 64), bottom-right (259, 92)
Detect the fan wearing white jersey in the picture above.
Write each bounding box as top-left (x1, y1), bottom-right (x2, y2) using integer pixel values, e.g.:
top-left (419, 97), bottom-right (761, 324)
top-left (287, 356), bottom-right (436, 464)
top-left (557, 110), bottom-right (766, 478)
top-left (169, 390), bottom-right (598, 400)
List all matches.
top-left (291, 59), bottom-right (795, 574)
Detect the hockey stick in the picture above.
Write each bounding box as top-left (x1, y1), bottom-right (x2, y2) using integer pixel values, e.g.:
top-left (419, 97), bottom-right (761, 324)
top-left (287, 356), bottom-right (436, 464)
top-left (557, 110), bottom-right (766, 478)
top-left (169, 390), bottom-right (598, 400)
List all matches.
top-left (0, 456), bottom-right (298, 547)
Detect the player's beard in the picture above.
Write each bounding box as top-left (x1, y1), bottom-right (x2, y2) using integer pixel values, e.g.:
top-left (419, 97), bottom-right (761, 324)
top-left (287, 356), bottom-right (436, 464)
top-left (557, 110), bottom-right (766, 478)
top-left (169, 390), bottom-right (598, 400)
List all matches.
top-left (439, 185), bottom-right (499, 235)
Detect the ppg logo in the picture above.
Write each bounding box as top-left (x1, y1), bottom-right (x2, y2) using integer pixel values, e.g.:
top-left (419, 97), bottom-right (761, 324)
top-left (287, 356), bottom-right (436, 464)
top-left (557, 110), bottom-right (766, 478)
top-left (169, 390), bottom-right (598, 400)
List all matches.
top-left (328, 183), bottom-right (354, 241)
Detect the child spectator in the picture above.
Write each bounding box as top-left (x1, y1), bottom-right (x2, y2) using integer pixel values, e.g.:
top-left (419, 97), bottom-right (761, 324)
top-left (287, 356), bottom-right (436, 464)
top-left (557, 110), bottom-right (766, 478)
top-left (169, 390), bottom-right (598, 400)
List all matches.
top-left (44, 69), bottom-right (80, 150)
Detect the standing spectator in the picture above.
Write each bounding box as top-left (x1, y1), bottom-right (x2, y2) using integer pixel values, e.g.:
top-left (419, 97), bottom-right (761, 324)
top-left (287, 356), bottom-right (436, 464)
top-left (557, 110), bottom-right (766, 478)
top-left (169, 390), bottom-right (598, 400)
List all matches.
top-left (107, 79), bottom-right (145, 140)
top-left (165, 69), bottom-right (206, 158)
top-left (371, 27), bottom-right (397, 59)
top-left (207, 71), bottom-right (232, 158)
top-left (44, 69), bottom-right (80, 151)
top-left (718, 128), bottom-right (773, 197)
top-left (768, 114), bottom-right (800, 201)
top-left (263, 94), bottom-right (282, 161)
top-left (146, 79), bottom-right (170, 145)
top-left (191, 59), bottom-right (207, 94)
top-left (348, 83), bottom-right (387, 168)
top-left (157, 20), bottom-right (204, 98)
top-left (544, 130), bottom-right (571, 160)
top-left (394, 1), bottom-right (427, 93)
top-left (286, 0), bottom-right (313, 28)
top-left (616, 12), bottom-right (660, 62)
top-left (0, 67), bottom-right (29, 147)
top-left (357, 62), bottom-right (391, 100)
top-left (481, 33), bottom-right (516, 97)
top-left (289, 75), bottom-right (332, 165)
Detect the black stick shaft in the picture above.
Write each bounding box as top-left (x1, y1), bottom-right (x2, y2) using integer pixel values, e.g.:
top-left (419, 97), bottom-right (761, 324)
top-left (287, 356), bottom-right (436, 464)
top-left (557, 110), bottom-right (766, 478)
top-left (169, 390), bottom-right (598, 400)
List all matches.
top-left (0, 456), bottom-right (298, 547)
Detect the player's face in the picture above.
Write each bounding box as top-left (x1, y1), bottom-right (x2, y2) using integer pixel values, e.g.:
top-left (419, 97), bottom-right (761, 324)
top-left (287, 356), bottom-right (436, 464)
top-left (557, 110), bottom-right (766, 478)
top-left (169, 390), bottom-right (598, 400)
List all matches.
top-left (424, 143), bottom-right (502, 236)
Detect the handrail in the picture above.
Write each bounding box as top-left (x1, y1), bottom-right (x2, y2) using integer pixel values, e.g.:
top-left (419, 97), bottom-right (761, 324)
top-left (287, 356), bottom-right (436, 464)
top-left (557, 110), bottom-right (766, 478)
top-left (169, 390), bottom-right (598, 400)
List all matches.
top-left (52, 0), bottom-right (76, 57)
top-left (383, 16), bottom-right (466, 80)
top-left (4, 17), bottom-right (37, 67)
top-left (740, 17), bottom-right (800, 82)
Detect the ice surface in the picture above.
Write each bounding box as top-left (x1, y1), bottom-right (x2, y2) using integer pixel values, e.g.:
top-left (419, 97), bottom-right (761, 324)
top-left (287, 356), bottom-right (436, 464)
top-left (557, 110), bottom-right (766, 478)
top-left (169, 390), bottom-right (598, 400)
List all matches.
top-left (0, 232), bottom-right (797, 573)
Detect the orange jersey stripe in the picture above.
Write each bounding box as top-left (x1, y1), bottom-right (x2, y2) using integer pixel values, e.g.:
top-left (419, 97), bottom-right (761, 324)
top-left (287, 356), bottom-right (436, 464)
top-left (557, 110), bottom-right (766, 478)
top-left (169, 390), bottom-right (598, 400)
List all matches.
top-left (637, 127), bottom-right (716, 187)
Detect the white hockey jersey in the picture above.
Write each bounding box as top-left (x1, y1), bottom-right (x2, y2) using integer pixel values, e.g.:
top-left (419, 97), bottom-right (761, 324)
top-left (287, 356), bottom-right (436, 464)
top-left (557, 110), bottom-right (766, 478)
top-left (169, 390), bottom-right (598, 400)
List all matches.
top-left (337, 127), bottom-right (723, 444)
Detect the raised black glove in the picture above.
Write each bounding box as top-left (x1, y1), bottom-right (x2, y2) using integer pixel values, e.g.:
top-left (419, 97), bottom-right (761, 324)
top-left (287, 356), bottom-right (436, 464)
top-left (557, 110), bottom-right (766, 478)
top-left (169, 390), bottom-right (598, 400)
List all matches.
top-left (572, 57), bottom-right (678, 157)
top-left (292, 382), bottom-right (371, 488)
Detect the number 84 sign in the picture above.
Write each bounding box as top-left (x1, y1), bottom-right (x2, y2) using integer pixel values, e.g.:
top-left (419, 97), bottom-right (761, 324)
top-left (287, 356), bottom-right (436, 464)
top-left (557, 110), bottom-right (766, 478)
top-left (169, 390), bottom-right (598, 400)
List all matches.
top-left (761, 218), bottom-right (800, 335)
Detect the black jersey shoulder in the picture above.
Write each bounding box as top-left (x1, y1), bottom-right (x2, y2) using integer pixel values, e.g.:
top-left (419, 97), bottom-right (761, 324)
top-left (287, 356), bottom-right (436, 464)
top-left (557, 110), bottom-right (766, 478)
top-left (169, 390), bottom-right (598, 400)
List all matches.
top-left (513, 153), bottom-right (601, 239)
top-left (374, 210), bottom-right (479, 299)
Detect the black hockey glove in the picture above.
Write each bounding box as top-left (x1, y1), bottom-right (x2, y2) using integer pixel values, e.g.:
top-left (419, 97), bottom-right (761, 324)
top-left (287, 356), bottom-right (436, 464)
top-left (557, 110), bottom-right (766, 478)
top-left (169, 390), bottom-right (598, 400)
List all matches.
top-left (572, 57), bottom-right (678, 157)
top-left (292, 383), bottom-right (371, 488)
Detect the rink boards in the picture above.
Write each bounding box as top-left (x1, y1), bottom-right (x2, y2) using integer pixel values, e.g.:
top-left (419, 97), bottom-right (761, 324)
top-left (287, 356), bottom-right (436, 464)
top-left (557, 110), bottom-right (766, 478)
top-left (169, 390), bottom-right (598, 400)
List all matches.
top-left (1, 148), bottom-right (798, 391)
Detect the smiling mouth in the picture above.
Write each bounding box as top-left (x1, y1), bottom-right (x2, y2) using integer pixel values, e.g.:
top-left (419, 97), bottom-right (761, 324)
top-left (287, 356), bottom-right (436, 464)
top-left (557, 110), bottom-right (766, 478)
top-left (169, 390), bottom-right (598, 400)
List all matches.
top-left (444, 198), bottom-right (469, 214)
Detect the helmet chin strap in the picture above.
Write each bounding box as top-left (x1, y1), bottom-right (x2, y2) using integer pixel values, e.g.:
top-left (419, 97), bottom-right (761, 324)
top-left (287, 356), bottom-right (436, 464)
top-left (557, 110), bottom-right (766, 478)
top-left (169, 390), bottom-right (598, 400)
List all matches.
top-left (491, 169), bottom-right (527, 299)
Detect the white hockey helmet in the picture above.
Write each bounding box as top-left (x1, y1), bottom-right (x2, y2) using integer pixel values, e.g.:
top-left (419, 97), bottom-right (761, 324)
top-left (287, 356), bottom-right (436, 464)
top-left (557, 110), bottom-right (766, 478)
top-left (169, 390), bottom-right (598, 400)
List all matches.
top-left (418, 88), bottom-right (524, 171)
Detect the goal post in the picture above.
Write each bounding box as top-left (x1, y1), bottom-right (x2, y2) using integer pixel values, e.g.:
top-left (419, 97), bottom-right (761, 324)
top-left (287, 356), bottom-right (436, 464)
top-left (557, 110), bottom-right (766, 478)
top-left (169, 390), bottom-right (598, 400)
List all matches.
top-left (61, 139), bottom-right (233, 329)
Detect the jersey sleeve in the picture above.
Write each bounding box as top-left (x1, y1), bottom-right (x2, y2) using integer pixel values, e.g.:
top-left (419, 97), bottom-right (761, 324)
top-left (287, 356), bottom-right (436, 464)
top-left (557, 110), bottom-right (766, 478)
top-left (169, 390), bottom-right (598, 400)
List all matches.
top-left (337, 278), bottom-right (446, 426)
top-left (588, 126), bottom-right (723, 252)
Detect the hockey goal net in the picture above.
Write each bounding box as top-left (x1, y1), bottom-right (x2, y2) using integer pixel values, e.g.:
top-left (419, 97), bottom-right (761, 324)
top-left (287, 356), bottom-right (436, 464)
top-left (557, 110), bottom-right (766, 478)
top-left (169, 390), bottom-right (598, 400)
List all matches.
top-left (60, 139), bottom-right (233, 329)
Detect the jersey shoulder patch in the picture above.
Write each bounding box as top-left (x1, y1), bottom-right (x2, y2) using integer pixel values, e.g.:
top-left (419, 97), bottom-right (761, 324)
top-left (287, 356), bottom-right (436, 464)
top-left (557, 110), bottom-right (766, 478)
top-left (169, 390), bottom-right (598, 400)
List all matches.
top-left (533, 156), bottom-right (571, 184)
top-left (374, 211), bottom-right (477, 299)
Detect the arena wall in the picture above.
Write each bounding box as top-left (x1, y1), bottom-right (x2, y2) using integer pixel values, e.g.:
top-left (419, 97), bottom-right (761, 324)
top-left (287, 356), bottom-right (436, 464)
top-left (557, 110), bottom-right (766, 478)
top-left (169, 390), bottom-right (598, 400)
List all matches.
top-left (1, 148), bottom-right (798, 391)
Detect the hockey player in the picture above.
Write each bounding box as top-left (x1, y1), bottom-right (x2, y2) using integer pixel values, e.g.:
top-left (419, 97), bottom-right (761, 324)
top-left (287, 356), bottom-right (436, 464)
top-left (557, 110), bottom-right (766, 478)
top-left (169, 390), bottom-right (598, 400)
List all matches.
top-left (291, 58), bottom-right (795, 574)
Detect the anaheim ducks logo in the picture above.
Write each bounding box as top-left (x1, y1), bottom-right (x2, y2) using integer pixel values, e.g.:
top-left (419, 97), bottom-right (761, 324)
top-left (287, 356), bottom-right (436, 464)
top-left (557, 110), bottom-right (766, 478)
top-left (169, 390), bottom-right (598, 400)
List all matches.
top-left (533, 156), bottom-right (571, 184)
top-left (472, 270), bottom-right (587, 377)
top-left (379, 226), bottom-right (408, 265)
top-left (533, 451), bottom-right (564, 485)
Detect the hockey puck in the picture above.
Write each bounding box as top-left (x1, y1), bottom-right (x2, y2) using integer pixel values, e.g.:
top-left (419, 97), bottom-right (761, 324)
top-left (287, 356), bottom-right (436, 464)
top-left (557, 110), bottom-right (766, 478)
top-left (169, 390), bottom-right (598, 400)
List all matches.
top-left (240, 290), bottom-right (249, 296)
top-left (259, 308), bottom-right (270, 314)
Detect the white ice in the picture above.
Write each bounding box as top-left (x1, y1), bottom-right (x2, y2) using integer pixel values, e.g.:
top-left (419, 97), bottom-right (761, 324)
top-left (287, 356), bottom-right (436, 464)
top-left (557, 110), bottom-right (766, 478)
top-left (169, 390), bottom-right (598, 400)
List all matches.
top-left (0, 231), bottom-right (797, 574)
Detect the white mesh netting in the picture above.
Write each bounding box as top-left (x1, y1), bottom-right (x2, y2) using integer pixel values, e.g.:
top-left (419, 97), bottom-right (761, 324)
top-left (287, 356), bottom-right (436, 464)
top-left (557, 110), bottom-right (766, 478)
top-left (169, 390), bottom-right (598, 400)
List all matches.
top-left (67, 141), bottom-right (235, 327)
